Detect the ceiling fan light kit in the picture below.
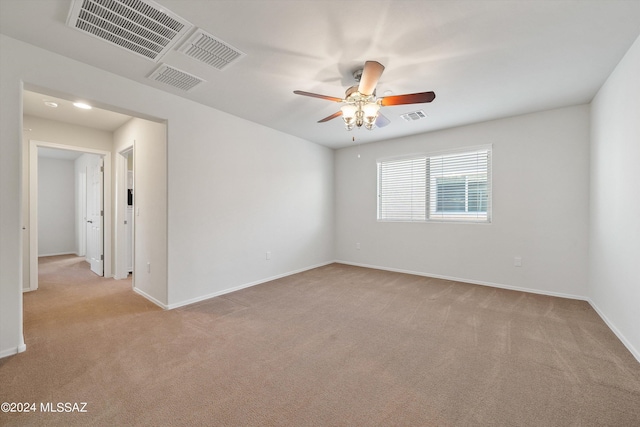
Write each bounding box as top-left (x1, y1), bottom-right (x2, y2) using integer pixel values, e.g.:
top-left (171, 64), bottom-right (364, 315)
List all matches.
top-left (340, 97), bottom-right (380, 131)
top-left (294, 60), bottom-right (435, 132)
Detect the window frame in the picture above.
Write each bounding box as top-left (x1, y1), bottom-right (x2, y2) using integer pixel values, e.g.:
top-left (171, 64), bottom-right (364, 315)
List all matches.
top-left (377, 145), bottom-right (492, 224)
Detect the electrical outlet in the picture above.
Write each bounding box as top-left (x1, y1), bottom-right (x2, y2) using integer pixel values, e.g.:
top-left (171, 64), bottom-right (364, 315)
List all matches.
top-left (514, 256), bottom-right (522, 267)
top-left (266, 251), bottom-right (271, 260)
top-left (356, 243), bottom-right (361, 250)
top-left (147, 261), bottom-right (151, 273)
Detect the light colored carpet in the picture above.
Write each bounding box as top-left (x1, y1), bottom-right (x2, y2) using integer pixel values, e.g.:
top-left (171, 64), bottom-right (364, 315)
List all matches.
top-left (1, 255), bottom-right (639, 426)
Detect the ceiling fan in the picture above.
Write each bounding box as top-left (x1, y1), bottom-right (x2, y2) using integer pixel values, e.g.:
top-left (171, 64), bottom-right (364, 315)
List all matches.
top-left (294, 60), bottom-right (435, 131)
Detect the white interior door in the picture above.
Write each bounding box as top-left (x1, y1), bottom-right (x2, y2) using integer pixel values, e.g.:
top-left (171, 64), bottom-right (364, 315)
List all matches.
top-left (86, 155), bottom-right (104, 276)
top-left (78, 171), bottom-right (87, 257)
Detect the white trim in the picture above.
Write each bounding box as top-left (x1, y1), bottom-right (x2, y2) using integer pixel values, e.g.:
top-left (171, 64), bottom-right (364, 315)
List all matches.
top-left (22, 287), bottom-right (36, 293)
top-left (133, 287), bottom-right (168, 310)
top-left (38, 251), bottom-right (77, 258)
top-left (335, 260), bottom-right (589, 301)
top-left (166, 261), bottom-right (335, 310)
top-left (29, 142), bottom-right (38, 290)
top-left (376, 143), bottom-right (493, 163)
top-left (587, 299), bottom-right (640, 364)
top-left (0, 344), bottom-right (27, 359)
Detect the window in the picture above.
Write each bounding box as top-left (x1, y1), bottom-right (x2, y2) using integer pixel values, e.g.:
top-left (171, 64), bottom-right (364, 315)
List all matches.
top-left (378, 147), bottom-right (491, 222)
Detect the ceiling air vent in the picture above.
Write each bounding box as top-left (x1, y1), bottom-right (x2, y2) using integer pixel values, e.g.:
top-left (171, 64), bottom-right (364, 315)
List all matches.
top-left (67, 0), bottom-right (193, 62)
top-left (148, 64), bottom-right (205, 91)
top-left (400, 110), bottom-right (427, 122)
top-left (178, 29), bottom-right (245, 70)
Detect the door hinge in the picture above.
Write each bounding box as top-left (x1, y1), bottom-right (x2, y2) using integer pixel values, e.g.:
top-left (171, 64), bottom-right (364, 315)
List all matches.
top-left (101, 210), bottom-right (104, 216)
top-left (100, 166), bottom-right (104, 172)
top-left (100, 254), bottom-right (104, 261)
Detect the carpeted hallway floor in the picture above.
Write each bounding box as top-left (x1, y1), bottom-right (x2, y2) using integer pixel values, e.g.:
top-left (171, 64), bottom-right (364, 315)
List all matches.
top-left (1, 254), bottom-right (639, 426)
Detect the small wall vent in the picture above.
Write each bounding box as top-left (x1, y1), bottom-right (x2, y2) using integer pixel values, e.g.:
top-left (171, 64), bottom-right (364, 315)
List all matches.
top-left (178, 29), bottom-right (245, 70)
top-left (148, 64), bottom-right (205, 91)
top-left (67, 0), bottom-right (193, 62)
top-left (400, 110), bottom-right (427, 122)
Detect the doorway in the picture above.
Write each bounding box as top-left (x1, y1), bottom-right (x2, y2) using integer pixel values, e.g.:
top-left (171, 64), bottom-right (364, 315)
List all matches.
top-left (115, 147), bottom-right (135, 281)
top-left (27, 140), bottom-right (112, 291)
top-left (21, 87), bottom-right (169, 308)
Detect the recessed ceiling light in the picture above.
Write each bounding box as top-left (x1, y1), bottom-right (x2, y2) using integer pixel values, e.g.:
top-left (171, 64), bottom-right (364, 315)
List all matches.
top-left (73, 102), bottom-right (92, 110)
top-left (43, 101), bottom-right (58, 108)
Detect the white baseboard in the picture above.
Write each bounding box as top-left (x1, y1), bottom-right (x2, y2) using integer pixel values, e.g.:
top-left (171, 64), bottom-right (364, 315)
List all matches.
top-left (22, 287), bottom-right (35, 293)
top-left (167, 261), bottom-right (335, 310)
top-left (133, 287), bottom-right (168, 310)
top-left (38, 251), bottom-right (77, 258)
top-left (335, 260), bottom-right (589, 301)
top-left (587, 299), bottom-right (640, 363)
top-left (0, 343), bottom-right (26, 359)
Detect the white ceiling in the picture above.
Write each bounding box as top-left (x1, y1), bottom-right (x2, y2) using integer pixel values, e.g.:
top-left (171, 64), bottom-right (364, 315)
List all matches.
top-left (2, 0), bottom-right (640, 149)
top-left (23, 90), bottom-right (132, 132)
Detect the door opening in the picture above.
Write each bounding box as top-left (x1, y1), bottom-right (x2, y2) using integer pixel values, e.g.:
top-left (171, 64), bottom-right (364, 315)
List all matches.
top-left (115, 147), bottom-right (135, 281)
top-left (27, 140), bottom-right (112, 291)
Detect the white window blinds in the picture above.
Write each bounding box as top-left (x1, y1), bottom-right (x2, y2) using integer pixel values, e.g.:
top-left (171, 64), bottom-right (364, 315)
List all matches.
top-left (378, 157), bottom-right (427, 221)
top-left (377, 147), bottom-right (491, 223)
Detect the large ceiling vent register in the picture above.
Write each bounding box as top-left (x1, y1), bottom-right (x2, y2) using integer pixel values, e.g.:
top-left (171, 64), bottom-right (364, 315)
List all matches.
top-left (67, 0), bottom-right (193, 62)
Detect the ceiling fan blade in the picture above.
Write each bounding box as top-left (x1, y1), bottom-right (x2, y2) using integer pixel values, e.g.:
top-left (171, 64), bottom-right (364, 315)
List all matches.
top-left (380, 91), bottom-right (436, 106)
top-left (357, 61), bottom-right (385, 96)
top-left (318, 111), bottom-right (343, 123)
top-left (293, 90), bottom-right (343, 103)
top-left (375, 112), bottom-right (391, 128)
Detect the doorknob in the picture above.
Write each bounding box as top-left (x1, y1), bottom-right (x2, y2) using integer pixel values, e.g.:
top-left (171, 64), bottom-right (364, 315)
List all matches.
top-left (87, 220), bottom-right (93, 223)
